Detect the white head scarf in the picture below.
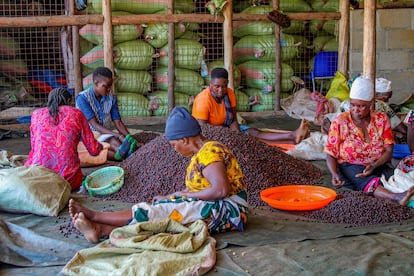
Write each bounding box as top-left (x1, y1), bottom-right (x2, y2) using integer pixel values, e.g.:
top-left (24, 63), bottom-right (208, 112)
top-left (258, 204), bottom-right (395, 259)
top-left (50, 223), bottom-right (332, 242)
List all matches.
top-left (375, 78), bottom-right (392, 93)
top-left (350, 76), bottom-right (374, 101)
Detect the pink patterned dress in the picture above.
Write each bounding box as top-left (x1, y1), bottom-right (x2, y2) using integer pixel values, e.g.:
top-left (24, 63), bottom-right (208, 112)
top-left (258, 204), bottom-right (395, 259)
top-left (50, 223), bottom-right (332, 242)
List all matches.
top-left (25, 106), bottom-right (102, 189)
top-left (325, 110), bottom-right (394, 166)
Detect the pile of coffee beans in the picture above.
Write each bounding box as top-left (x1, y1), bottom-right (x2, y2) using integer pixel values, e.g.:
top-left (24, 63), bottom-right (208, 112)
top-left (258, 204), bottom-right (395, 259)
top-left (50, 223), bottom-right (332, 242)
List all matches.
top-left (105, 125), bottom-right (323, 207)
top-left (293, 190), bottom-right (414, 226)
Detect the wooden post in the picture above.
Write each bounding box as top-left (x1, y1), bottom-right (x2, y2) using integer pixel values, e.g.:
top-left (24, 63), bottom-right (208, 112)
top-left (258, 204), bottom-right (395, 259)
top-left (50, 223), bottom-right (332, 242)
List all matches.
top-left (363, 0), bottom-right (376, 81)
top-left (223, 0), bottom-right (234, 90)
top-left (167, 0), bottom-right (175, 113)
top-left (337, 0), bottom-right (349, 78)
top-left (69, 0), bottom-right (82, 94)
top-left (102, 0), bottom-right (114, 76)
top-left (273, 0), bottom-right (281, 111)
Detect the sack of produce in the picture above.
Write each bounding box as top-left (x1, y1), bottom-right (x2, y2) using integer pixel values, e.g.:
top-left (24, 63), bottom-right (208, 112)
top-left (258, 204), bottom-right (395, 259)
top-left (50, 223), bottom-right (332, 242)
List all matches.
top-left (158, 38), bottom-right (204, 70)
top-left (154, 67), bottom-right (205, 96)
top-left (148, 91), bottom-right (191, 116)
top-left (117, 92), bottom-right (151, 117)
top-left (238, 60), bottom-right (294, 93)
top-left (234, 34), bottom-right (298, 64)
top-left (79, 12), bottom-right (144, 45)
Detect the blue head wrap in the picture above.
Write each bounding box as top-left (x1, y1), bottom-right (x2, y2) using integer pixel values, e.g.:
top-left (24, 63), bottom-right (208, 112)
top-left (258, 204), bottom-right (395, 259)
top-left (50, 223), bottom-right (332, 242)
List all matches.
top-left (165, 106), bottom-right (201, 141)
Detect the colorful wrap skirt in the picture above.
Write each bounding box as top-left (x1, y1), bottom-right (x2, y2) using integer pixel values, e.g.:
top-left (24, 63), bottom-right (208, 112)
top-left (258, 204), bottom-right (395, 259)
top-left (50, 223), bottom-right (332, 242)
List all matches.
top-left (130, 191), bottom-right (248, 234)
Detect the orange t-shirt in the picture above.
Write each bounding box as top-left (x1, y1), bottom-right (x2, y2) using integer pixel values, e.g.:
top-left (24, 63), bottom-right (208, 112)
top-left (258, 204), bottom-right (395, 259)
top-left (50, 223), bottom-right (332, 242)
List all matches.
top-left (191, 87), bottom-right (237, 126)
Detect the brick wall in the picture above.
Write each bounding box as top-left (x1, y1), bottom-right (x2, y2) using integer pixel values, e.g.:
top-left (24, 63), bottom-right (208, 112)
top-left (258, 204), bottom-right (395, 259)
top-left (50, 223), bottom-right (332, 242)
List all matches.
top-left (349, 8), bottom-right (414, 104)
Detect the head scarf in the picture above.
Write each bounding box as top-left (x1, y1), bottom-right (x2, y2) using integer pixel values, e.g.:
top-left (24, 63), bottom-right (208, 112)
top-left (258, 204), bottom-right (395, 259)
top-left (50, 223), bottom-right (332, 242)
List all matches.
top-left (350, 76), bottom-right (374, 101)
top-left (375, 78), bottom-right (392, 93)
top-left (165, 106), bottom-right (201, 141)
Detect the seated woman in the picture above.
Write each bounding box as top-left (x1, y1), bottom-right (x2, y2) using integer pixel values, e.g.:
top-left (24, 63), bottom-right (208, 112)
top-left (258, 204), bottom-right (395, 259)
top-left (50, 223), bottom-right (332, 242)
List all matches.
top-left (191, 67), bottom-right (310, 145)
top-left (69, 106), bottom-right (248, 243)
top-left (76, 67), bottom-right (138, 161)
top-left (25, 87), bottom-right (103, 190)
top-left (324, 76), bottom-right (414, 205)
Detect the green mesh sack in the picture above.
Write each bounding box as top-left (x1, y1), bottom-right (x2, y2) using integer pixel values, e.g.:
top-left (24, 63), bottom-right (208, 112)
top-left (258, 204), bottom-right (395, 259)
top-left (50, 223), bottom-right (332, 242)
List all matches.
top-left (158, 39), bottom-right (204, 70)
top-left (323, 38), bottom-right (338, 51)
top-left (143, 22), bottom-right (187, 48)
top-left (86, 0), bottom-right (194, 14)
top-left (320, 0), bottom-right (339, 12)
top-left (114, 69), bottom-right (152, 94)
top-left (322, 20), bottom-right (338, 36)
top-left (148, 91), bottom-right (190, 116)
top-left (80, 37), bottom-right (95, 56)
top-left (79, 12), bottom-right (143, 45)
top-left (180, 31), bottom-right (205, 41)
top-left (80, 44), bottom-right (104, 69)
top-left (282, 20), bottom-right (306, 34)
top-left (309, 20), bottom-right (331, 36)
top-left (238, 60), bottom-right (294, 93)
top-left (312, 35), bottom-right (335, 52)
top-left (233, 21), bottom-right (274, 38)
top-left (117, 92), bottom-right (150, 117)
top-left (251, 99), bottom-right (274, 112)
top-left (154, 67), bottom-right (205, 96)
top-left (233, 5), bottom-right (273, 38)
top-left (204, 60), bottom-right (241, 89)
top-left (290, 35), bottom-right (310, 56)
top-left (234, 34), bottom-right (298, 64)
top-left (114, 40), bottom-right (155, 70)
top-left (280, 0), bottom-right (312, 12)
top-left (235, 90), bottom-right (250, 112)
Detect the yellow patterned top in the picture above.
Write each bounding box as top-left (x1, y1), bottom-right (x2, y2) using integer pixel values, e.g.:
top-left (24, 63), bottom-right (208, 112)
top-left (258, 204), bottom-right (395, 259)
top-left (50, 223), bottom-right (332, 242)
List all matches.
top-left (185, 141), bottom-right (246, 195)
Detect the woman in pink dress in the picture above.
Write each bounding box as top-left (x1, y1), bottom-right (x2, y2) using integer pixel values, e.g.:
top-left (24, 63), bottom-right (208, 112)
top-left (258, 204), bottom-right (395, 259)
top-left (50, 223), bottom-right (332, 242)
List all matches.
top-left (25, 87), bottom-right (103, 190)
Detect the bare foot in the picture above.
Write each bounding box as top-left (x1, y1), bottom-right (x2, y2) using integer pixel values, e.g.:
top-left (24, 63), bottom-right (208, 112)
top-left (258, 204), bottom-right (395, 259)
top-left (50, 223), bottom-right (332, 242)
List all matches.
top-left (398, 186), bottom-right (414, 206)
top-left (73, 212), bottom-right (100, 243)
top-left (69, 198), bottom-right (94, 219)
top-left (294, 119), bottom-right (310, 144)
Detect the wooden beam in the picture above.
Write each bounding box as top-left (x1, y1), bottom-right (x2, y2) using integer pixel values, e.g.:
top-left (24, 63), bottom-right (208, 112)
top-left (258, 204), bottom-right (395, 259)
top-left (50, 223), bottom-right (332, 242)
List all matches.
top-left (363, 0), bottom-right (376, 81)
top-left (0, 12), bottom-right (340, 28)
top-left (0, 14), bottom-right (103, 27)
top-left (338, 0), bottom-right (350, 77)
top-left (102, 0), bottom-right (114, 72)
top-left (223, 0), bottom-right (234, 90)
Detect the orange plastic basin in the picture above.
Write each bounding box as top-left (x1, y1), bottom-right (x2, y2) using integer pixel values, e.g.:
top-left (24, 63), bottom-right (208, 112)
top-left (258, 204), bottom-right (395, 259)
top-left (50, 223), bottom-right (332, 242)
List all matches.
top-left (260, 185), bottom-right (337, 211)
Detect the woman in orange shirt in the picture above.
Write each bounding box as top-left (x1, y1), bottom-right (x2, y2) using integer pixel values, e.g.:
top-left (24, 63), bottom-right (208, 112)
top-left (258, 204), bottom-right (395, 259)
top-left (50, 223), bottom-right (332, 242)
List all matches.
top-left (192, 67), bottom-right (310, 144)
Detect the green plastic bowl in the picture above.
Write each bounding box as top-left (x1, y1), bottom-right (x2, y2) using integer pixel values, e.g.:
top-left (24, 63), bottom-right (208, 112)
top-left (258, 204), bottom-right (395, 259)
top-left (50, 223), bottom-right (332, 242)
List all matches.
top-left (83, 166), bottom-right (124, 196)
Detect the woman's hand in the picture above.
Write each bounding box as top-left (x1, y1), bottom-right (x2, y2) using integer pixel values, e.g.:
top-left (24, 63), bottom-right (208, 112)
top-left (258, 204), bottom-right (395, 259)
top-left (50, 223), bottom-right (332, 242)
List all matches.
top-left (355, 164), bottom-right (375, 178)
top-left (331, 174), bottom-right (344, 188)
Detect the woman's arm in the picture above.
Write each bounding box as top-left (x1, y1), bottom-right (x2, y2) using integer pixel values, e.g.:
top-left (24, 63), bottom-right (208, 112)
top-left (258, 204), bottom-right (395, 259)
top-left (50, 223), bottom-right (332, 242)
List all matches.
top-left (175, 161), bottom-right (231, 201)
top-left (326, 154), bottom-right (344, 188)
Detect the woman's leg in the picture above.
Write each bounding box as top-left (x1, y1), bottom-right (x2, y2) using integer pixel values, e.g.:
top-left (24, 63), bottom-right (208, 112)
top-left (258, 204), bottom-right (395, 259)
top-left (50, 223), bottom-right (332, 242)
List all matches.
top-left (69, 199), bottom-right (132, 227)
top-left (246, 119), bottom-right (310, 144)
top-left (373, 185), bottom-right (414, 206)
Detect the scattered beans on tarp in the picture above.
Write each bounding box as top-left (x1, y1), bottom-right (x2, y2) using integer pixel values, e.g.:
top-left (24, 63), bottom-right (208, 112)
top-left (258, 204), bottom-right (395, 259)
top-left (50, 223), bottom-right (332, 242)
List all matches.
top-left (104, 125), bottom-right (323, 207)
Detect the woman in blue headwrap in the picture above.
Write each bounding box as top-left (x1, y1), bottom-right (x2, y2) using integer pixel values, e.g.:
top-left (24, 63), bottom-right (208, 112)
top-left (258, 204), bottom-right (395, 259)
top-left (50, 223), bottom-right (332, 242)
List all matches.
top-left (68, 106), bottom-right (248, 243)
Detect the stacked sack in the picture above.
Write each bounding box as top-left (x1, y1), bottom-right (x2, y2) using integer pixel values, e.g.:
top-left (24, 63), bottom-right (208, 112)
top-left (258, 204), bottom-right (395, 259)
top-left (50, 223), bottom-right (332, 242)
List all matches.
top-left (80, 0), bottom-right (195, 117)
top-left (150, 19), bottom-right (205, 116)
top-left (233, 3), bottom-right (311, 111)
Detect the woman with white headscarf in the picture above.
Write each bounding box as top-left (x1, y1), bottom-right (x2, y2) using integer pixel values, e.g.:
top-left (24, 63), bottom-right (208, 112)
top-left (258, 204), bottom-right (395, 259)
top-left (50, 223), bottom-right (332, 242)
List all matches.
top-left (324, 76), bottom-right (414, 205)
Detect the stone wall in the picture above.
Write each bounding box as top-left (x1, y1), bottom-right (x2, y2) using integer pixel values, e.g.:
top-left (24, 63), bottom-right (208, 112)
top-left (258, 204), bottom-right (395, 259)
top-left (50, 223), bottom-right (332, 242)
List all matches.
top-left (350, 8), bottom-right (414, 104)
